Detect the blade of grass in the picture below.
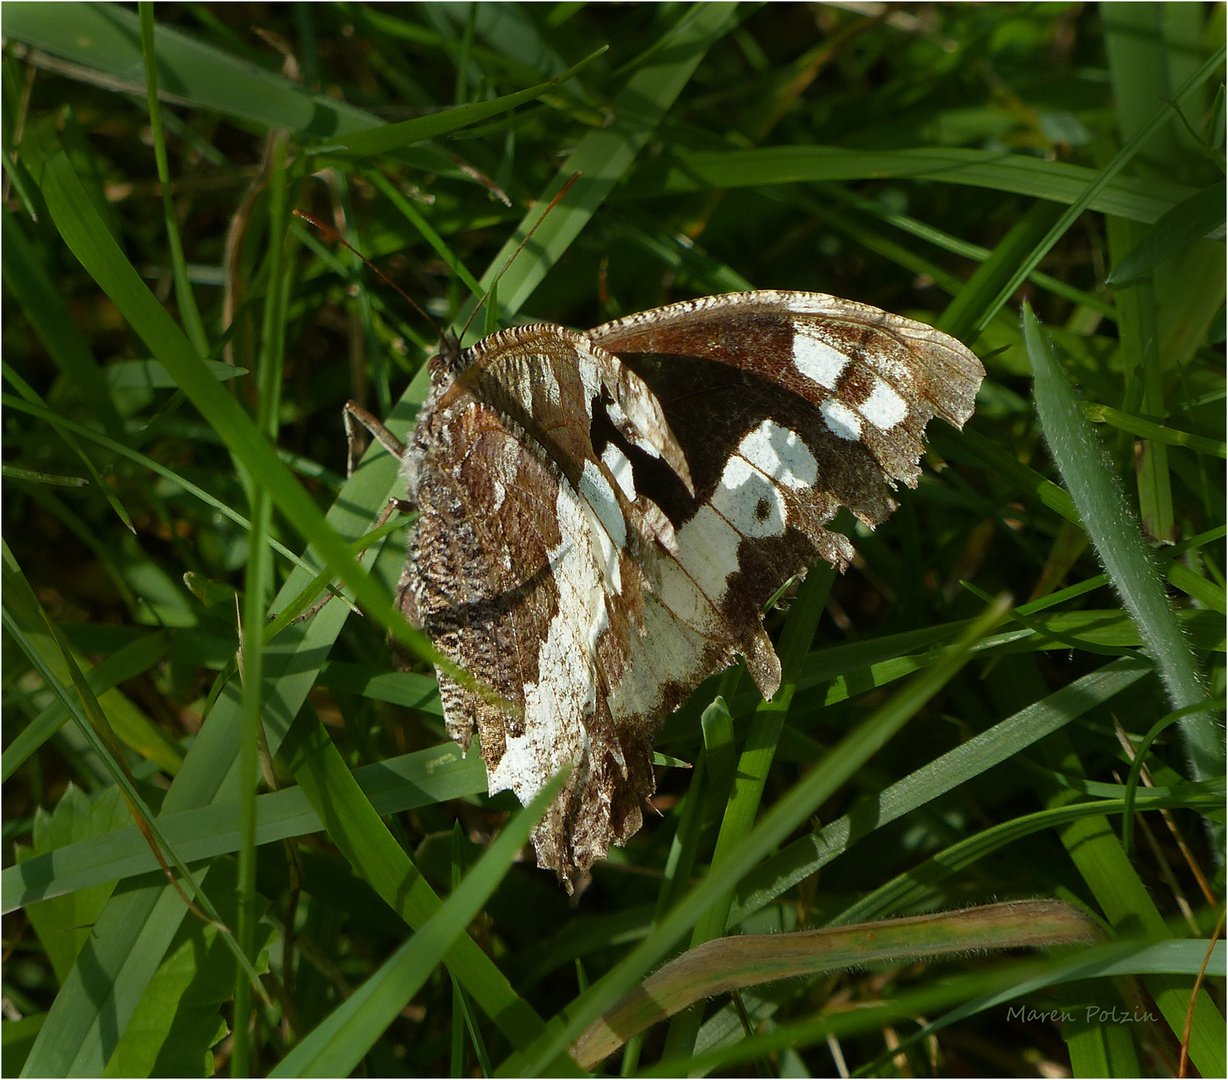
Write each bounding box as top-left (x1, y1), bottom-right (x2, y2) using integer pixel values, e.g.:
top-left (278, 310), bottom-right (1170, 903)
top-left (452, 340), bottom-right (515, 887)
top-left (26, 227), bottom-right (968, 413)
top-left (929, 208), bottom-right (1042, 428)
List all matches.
top-left (1084, 400), bottom-right (1227, 458)
top-left (457, 2), bottom-right (744, 332)
top-left (2, 743), bottom-right (485, 913)
top-left (1024, 305), bottom-right (1222, 782)
top-left (826, 184), bottom-right (1118, 320)
top-left (625, 145), bottom-right (1199, 225)
top-left (326, 47), bottom-right (606, 156)
top-left (976, 45), bottom-right (1226, 333)
top-left (277, 711), bottom-right (546, 1050)
top-left (268, 770), bottom-right (566, 1079)
top-left (1107, 180), bottom-right (1227, 283)
top-left (230, 121), bottom-right (292, 1078)
top-left (728, 655), bottom-right (1154, 927)
top-left (138, 1), bottom-right (206, 356)
top-left (577, 900), bottom-right (1101, 1070)
top-left (938, 200), bottom-right (1066, 345)
top-left (1121, 701), bottom-right (1222, 856)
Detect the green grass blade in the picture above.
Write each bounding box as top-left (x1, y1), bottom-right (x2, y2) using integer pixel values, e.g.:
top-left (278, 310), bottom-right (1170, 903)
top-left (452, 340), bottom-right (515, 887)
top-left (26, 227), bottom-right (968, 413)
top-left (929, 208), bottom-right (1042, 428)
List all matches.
top-left (2, 744), bottom-right (484, 913)
top-left (977, 45), bottom-right (1226, 332)
top-left (138, 1), bottom-right (207, 356)
top-left (626, 146), bottom-right (1198, 224)
top-left (1107, 180), bottom-right (1227, 283)
top-left (268, 770), bottom-right (565, 1078)
top-left (1084, 400), bottom-right (1227, 457)
top-left (729, 655), bottom-right (1154, 925)
top-left (7, 8), bottom-right (1221, 1075)
top-left (938, 200), bottom-right (1065, 344)
top-left (1024, 305), bottom-right (1222, 782)
top-left (328, 47), bottom-right (606, 156)
top-left (278, 713), bottom-right (545, 1049)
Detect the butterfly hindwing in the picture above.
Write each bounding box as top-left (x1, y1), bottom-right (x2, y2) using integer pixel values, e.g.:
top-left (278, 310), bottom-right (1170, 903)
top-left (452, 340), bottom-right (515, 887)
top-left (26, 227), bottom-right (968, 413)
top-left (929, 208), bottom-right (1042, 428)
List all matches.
top-left (403, 325), bottom-right (691, 882)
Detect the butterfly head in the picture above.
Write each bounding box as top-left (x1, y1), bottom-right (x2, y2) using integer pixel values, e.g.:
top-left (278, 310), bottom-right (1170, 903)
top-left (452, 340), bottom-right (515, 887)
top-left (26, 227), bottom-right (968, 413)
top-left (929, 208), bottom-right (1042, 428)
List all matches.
top-left (428, 328), bottom-right (469, 383)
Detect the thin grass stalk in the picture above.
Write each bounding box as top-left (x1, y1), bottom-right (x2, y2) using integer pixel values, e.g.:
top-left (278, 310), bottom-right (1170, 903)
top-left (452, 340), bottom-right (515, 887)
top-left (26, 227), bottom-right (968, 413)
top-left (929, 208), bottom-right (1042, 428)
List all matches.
top-left (139, 1), bottom-right (207, 356)
top-left (234, 129), bottom-right (293, 1075)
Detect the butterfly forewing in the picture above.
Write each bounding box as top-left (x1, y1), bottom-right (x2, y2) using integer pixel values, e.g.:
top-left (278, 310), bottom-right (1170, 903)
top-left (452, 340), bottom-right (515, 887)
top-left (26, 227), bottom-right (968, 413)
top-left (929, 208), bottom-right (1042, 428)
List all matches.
top-left (402, 291), bottom-right (984, 888)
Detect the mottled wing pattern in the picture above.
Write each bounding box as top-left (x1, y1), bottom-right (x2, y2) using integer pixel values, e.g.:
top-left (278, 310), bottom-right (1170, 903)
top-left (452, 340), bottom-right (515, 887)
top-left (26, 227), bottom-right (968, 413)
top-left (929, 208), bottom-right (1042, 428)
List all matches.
top-left (404, 292), bottom-right (983, 887)
top-left (401, 325), bottom-right (691, 886)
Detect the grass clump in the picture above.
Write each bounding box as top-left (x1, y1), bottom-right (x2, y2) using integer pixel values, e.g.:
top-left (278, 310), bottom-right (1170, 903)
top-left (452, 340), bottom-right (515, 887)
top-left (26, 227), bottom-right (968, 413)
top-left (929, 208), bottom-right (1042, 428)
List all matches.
top-left (3, 4), bottom-right (1223, 1077)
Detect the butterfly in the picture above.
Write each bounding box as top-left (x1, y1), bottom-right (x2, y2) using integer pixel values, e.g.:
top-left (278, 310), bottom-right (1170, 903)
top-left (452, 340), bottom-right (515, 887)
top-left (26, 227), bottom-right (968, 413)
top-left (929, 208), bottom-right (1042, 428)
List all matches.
top-left (360, 290), bottom-right (983, 890)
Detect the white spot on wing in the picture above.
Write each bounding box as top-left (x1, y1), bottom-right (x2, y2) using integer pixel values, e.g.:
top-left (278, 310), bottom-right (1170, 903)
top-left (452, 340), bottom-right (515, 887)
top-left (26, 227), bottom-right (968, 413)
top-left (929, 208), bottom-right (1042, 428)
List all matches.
top-left (859, 377), bottom-right (908, 430)
top-left (711, 457), bottom-right (786, 536)
top-left (793, 333), bottom-right (848, 389)
top-left (821, 399), bottom-right (863, 441)
top-left (601, 443), bottom-right (637, 501)
top-left (737, 420), bottom-right (818, 490)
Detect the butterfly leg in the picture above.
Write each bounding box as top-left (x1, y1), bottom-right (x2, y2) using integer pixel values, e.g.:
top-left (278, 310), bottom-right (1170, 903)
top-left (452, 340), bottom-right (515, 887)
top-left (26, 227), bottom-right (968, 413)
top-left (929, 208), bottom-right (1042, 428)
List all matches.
top-left (343, 399), bottom-right (407, 476)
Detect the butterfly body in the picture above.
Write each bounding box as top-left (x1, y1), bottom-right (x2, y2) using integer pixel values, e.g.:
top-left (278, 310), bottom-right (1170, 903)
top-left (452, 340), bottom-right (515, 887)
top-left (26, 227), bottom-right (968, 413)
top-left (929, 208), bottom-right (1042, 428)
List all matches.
top-left (396, 291), bottom-right (983, 888)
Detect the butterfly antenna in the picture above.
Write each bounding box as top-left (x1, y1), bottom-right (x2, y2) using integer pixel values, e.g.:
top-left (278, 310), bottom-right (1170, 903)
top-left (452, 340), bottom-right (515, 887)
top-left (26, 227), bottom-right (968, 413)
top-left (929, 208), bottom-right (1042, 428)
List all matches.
top-left (457, 171), bottom-right (581, 344)
top-left (293, 209), bottom-right (441, 338)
